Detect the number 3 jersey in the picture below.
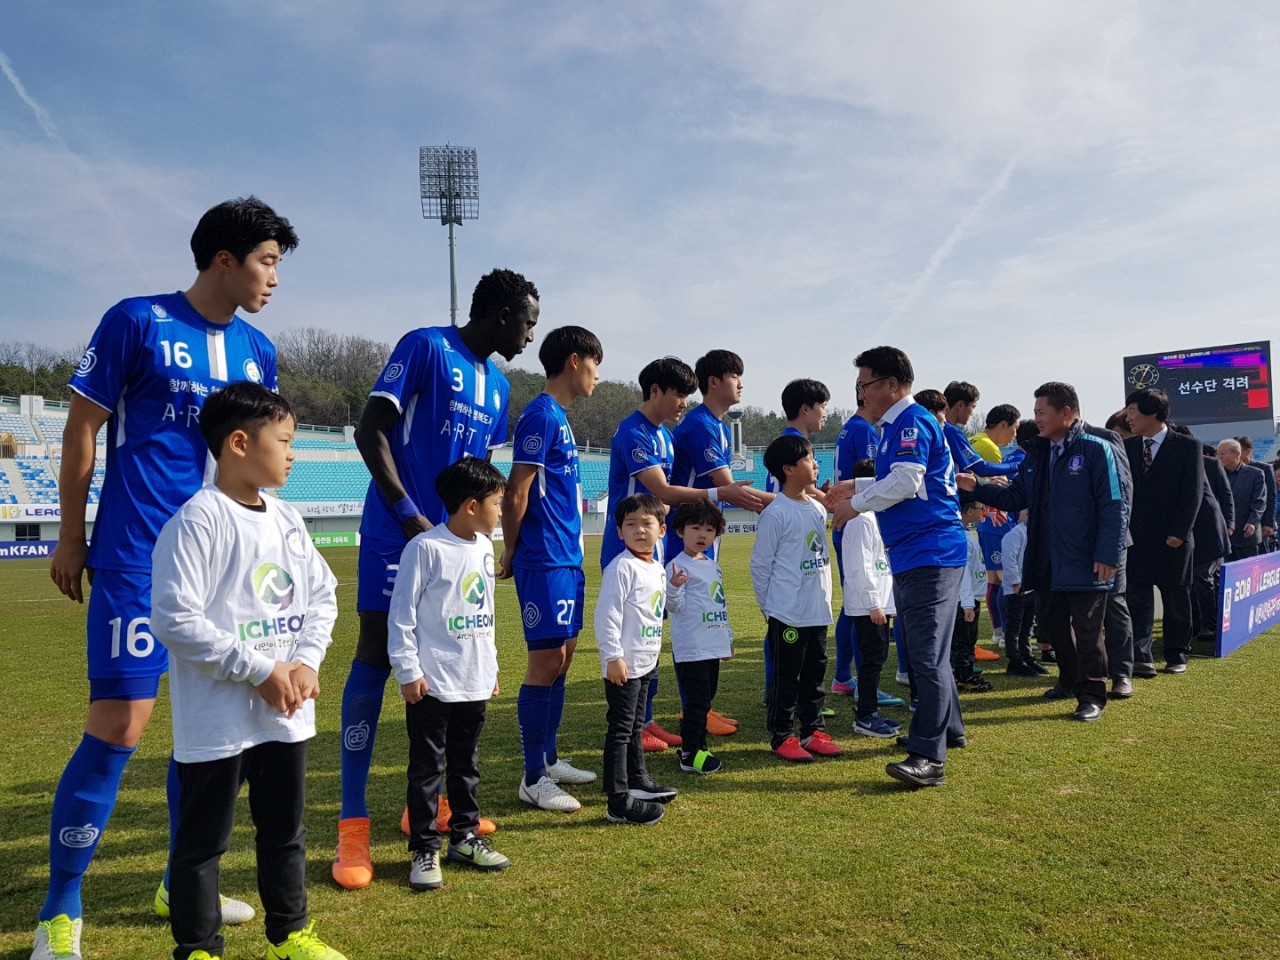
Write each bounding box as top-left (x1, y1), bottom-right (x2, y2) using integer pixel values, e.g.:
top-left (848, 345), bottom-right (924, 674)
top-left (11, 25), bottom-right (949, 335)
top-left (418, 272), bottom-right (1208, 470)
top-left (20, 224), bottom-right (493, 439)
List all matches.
top-left (70, 293), bottom-right (278, 572)
top-left (361, 326), bottom-right (510, 545)
top-left (150, 485), bottom-right (338, 763)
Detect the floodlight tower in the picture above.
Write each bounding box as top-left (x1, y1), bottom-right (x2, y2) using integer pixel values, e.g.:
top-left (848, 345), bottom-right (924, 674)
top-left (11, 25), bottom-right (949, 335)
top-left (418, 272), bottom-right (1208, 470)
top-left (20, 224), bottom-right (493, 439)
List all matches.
top-left (419, 145), bottom-right (479, 325)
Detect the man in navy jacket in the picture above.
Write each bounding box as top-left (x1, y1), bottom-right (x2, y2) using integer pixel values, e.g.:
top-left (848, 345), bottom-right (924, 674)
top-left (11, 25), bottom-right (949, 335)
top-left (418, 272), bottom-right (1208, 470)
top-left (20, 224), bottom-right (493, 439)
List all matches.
top-left (959, 382), bottom-right (1128, 721)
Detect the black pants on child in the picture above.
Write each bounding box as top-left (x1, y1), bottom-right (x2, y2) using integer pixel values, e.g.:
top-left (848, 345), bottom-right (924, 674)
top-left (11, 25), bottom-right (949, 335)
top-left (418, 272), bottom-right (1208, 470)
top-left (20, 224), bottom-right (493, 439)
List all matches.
top-left (950, 601), bottom-right (980, 678)
top-left (852, 614), bottom-right (891, 719)
top-left (405, 694), bottom-right (486, 851)
top-left (765, 618), bottom-right (828, 747)
top-left (674, 658), bottom-right (720, 754)
top-left (1003, 590), bottom-right (1036, 662)
top-left (602, 666), bottom-right (656, 796)
top-left (170, 740), bottom-right (309, 960)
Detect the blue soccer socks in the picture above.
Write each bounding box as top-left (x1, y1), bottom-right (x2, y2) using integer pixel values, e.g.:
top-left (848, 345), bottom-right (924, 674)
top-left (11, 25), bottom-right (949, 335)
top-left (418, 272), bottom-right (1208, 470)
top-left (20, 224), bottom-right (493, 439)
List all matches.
top-left (517, 684), bottom-right (552, 786)
top-left (40, 733), bottom-right (135, 921)
top-left (339, 660), bottom-right (390, 820)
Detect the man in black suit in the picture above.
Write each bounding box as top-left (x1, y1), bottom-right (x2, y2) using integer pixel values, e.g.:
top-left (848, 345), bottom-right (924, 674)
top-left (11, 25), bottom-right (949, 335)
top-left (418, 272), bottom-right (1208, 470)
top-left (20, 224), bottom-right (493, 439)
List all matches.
top-left (1173, 432), bottom-right (1233, 641)
top-left (1218, 438), bottom-right (1265, 560)
top-left (1237, 436), bottom-right (1276, 553)
top-left (1123, 390), bottom-right (1203, 675)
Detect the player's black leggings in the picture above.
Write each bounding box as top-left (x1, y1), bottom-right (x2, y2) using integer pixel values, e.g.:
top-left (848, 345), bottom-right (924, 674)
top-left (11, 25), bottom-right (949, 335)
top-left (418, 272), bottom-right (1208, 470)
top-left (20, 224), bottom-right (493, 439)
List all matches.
top-left (354, 611), bottom-right (393, 672)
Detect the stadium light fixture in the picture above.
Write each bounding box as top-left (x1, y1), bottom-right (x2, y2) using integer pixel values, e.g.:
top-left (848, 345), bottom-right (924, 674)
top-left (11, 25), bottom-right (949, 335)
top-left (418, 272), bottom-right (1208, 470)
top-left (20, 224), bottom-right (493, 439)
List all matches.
top-left (419, 145), bottom-right (479, 325)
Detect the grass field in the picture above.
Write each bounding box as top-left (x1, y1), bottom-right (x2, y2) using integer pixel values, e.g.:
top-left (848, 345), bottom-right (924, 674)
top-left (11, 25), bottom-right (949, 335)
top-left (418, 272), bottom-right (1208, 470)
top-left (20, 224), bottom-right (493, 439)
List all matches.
top-left (2, 535), bottom-right (1278, 960)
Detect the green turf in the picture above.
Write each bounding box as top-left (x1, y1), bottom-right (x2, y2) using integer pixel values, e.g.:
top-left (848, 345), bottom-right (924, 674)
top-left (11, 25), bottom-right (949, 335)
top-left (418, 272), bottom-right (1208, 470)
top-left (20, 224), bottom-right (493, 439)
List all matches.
top-left (2, 536), bottom-right (1278, 959)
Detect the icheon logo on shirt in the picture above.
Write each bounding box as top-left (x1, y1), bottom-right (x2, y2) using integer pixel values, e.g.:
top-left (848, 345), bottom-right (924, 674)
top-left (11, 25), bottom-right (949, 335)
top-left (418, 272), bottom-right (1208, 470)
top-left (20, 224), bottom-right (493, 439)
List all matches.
top-left (253, 563), bottom-right (295, 611)
top-left (461, 571), bottom-right (487, 606)
top-left (805, 530), bottom-right (823, 552)
top-left (709, 580), bottom-right (725, 605)
top-left (649, 591), bottom-right (665, 618)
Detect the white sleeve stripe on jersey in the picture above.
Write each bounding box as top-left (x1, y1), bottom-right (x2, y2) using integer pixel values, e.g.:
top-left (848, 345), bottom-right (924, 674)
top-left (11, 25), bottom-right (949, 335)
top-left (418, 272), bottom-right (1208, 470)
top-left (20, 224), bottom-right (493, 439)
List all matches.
top-left (68, 383), bottom-right (111, 413)
top-left (369, 390), bottom-right (405, 414)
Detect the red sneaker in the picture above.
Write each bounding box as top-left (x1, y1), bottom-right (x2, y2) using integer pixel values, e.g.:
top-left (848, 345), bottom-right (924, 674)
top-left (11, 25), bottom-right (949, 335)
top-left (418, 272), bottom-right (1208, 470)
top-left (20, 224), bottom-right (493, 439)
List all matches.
top-left (643, 721), bottom-right (682, 747)
top-left (801, 730), bottom-right (844, 757)
top-left (773, 736), bottom-right (814, 763)
top-left (641, 729), bottom-right (669, 752)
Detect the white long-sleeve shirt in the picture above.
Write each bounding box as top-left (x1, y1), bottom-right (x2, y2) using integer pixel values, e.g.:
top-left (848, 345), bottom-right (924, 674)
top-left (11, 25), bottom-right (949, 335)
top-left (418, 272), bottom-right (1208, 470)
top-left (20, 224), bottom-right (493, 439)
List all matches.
top-left (387, 526), bottom-right (498, 702)
top-left (839, 512), bottom-right (896, 617)
top-left (750, 493), bottom-right (833, 628)
top-left (595, 550), bottom-right (666, 677)
top-left (1001, 522), bottom-right (1030, 595)
top-left (151, 485), bottom-right (337, 763)
top-left (665, 552), bottom-right (734, 662)
top-left (961, 530), bottom-right (984, 609)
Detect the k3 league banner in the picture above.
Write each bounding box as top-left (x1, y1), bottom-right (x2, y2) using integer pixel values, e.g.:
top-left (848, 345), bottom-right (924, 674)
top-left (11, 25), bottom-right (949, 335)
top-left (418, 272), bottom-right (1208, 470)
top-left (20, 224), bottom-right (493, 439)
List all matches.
top-left (1217, 551), bottom-right (1280, 656)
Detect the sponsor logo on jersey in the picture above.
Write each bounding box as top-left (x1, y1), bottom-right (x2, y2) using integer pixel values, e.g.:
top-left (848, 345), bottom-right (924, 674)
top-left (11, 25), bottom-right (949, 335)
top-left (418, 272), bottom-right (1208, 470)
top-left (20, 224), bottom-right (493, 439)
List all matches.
top-left (523, 602), bottom-right (542, 628)
top-left (523, 434), bottom-right (544, 455)
top-left (253, 563), bottom-right (295, 610)
top-left (151, 303), bottom-right (169, 320)
top-left (805, 530), bottom-right (823, 552)
top-left (344, 721), bottom-right (371, 751)
top-left (59, 823), bottom-right (100, 848)
top-left (285, 526), bottom-right (306, 559)
top-left (74, 348), bottom-right (97, 377)
top-left (801, 529), bottom-right (828, 572)
top-left (243, 359), bottom-right (263, 383)
top-left (899, 427), bottom-right (918, 450)
top-left (709, 580), bottom-right (725, 604)
top-left (649, 591), bottom-right (665, 618)
top-left (461, 571), bottom-right (487, 606)
top-left (383, 362), bottom-right (405, 383)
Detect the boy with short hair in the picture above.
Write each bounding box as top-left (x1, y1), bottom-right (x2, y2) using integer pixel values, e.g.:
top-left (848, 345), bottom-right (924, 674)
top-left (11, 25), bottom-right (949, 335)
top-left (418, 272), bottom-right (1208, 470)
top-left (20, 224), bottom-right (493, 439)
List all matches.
top-left (952, 502), bottom-right (993, 692)
top-left (596, 495), bottom-right (680, 825)
top-left (751, 435), bottom-right (840, 762)
top-left (499, 326), bottom-right (603, 815)
top-left (665, 500), bottom-right (733, 775)
top-left (151, 382), bottom-right (345, 960)
top-left (388, 457), bottom-right (511, 891)
top-left (765, 378), bottom-right (830, 495)
top-left (1002, 509), bottom-right (1043, 676)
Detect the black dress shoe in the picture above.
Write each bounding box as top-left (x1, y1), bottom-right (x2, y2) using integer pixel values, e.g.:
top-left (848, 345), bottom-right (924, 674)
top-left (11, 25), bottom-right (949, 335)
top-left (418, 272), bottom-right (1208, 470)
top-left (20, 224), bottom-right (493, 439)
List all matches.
top-left (1164, 662), bottom-right (1188, 674)
top-left (1042, 685), bottom-right (1072, 700)
top-left (1071, 703), bottom-right (1104, 722)
top-left (1006, 659), bottom-right (1040, 677)
top-left (1030, 660), bottom-right (1051, 675)
top-left (886, 754), bottom-right (946, 787)
top-left (1109, 678), bottom-right (1134, 699)
top-left (896, 734), bottom-right (967, 749)
top-left (1132, 663), bottom-right (1158, 679)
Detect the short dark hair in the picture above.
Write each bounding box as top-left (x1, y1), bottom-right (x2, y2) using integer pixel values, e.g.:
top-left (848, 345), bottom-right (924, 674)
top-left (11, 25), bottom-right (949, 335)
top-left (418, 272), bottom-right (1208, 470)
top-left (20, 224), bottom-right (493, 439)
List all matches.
top-left (670, 499), bottom-right (726, 536)
top-left (1235, 435), bottom-right (1254, 452)
top-left (854, 346), bottom-right (914, 386)
top-left (781, 379), bottom-right (830, 420)
top-left (985, 403), bottom-right (1020, 428)
top-left (694, 350), bottom-right (744, 395)
top-left (1204, 442), bottom-right (1218, 456)
top-left (944, 381), bottom-right (980, 407)
top-left (1104, 410), bottom-right (1130, 433)
top-left (1125, 388), bottom-right (1170, 421)
top-left (539, 326), bottom-right (602, 378)
top-left (638, 357), bottom-right (697, 400)
top-left (1168, 422), bottom-right (1192, 436)
top-left (199, 381), bottom-right (293, 458)
top-left (436, 456), bottom-right (506, 515)
top-left (763, 434), bottom-right (812, 484)
top-left (191, 197), bottom-right (298, 271)
top-left (853, 458), bottom-right (876, 479)
top-left (913, 389), bottom-right (946, 415)
top-left (1016, 420), bottom-right (1040, 446)
top-left (614, 493), bottom-right (666, 528)
top-left (1034, 381), bottom-right (1079, 414)
top-left (469, 268), bottom-right (539, 324)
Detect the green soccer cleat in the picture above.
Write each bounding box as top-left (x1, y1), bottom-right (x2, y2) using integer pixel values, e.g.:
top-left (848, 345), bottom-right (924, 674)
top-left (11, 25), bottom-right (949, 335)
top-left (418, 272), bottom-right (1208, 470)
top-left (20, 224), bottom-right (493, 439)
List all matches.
top-left (267, 921), bottom-right (347, 960)
top-left (31, 914), bottom-right (82, 960)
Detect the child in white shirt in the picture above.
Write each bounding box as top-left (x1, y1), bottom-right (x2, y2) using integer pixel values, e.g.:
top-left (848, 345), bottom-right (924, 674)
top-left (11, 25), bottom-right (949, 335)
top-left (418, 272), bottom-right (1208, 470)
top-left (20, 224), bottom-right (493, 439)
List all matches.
top-left (666, 500), bottom-right (734, 775)
top-left (1001, 509), bottom-right (1044, 676)
top-left (951, 503), bottom-right (993, 692)
top-left (596, 494), bottom-right (680, 825)
top-left (388, 456), bottom-right (510, 890)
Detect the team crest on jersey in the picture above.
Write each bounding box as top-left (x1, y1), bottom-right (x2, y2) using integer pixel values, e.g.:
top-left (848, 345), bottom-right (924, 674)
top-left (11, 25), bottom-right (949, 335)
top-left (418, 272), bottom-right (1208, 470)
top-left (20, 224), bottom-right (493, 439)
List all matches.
top-left (151, 303), bottom-right (170, 320)
top-left (523, 602), bottom-right (542, 628)
top-left (632, 447), bottom-right (649, 464)
top-left (243, 359), bottom-right (263, 383)
top-left (285, 526), bottom-right (306, 559)
top-left (74, 348), bottom-right (97, 377)
top-left (523, 434), bottom-right (544, 455)
top-left (59, 823), bottom-right (100, 849)
top-left (866, 443), bottom-right (877, 459)
top-left (383, 362), bottom-right (404, 383)
top-left (253, 562), bottom-right (295, 610)
top-left (461, 571), bottom-right (487, 606)
top-left (992, 550), bottom-right (1002, 564)
top-left (703, 445), bottom-right (720, 464)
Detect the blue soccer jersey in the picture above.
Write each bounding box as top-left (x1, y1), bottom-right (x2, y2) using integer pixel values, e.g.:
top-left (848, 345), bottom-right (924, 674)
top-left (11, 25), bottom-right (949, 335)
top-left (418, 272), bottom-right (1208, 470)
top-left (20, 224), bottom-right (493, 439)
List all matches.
top-left (665, 403), bottom-right (731, 558)
top-left (359, 325), bottom-right (510, 545)
top-left (765, 425), bottom-right (816, 496)
top-left (70, 292), bottom-right (278, 572)
top-left (875, 401), bottom-right (968, 573)
top-left (944, 422), bottom-right (1019, 478)
top-left (601, 410), bottom-right (673, 569)
top-left (510, 392), bottom-right (582, 568)
top-left (835, 414), bottom-right (879, 484)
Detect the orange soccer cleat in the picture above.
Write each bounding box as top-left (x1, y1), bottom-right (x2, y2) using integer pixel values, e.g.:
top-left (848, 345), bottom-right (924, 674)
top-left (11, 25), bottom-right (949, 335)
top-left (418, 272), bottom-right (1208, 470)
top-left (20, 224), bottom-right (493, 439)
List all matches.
top-left (332, 817), bottom-right (373, 890)
top-left (400, 800), bottom-right (497, 837)
top-left (973, 645), bottom-right (1001, 662)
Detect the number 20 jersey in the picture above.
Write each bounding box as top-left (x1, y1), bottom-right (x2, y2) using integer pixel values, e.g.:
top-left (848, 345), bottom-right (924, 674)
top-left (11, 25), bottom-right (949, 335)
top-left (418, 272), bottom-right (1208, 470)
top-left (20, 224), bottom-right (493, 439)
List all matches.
top-left (360, 325), bottom-right (510, 545)
top-left (70, 292), bottom-right (278, 573)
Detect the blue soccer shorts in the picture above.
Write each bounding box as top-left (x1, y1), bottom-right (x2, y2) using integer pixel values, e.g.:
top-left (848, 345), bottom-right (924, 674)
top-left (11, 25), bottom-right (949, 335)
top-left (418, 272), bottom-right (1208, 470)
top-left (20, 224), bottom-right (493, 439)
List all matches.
top-left (513, 565), bottom-right (585, 649)
top-left (356, 537), bottom-right (405, 614)
top-left (86, 568), bottom-right (165, 701)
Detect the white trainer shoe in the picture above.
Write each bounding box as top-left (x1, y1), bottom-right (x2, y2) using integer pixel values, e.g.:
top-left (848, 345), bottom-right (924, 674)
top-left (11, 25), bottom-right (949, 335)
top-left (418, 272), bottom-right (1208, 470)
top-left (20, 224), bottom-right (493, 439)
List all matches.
top-left (546, 758), bottom-right (597, 785)
top-left (32, 915), bottom-right (82, 960)
top-left (154, 880), bottom-right (256, 925)
top-left (518, 775), bottom-right (582, 812)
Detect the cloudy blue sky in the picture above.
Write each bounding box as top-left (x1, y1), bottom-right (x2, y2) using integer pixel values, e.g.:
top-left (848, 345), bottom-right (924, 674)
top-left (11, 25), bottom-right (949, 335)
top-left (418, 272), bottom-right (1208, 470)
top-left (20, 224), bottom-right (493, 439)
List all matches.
top-left (2, 1), bottom-right (1277, 423)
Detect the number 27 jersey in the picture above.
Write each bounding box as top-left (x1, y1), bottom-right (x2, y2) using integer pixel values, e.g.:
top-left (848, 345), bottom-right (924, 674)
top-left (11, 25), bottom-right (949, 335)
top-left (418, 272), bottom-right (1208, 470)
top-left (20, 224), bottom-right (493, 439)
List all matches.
top-left (70, 292), bottom-right (278, 573)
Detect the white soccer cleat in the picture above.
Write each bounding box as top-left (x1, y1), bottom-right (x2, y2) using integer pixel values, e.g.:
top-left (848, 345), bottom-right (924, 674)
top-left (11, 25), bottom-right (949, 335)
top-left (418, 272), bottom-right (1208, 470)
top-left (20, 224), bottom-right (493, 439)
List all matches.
top-left (154, 881), bottom-right (256, 925)
top-left (518, 775), bottom-right (582, 812)
top-left (32, 914), bottom-right (82, 960)
top-left (546, 758), bottom-right (597, 785)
